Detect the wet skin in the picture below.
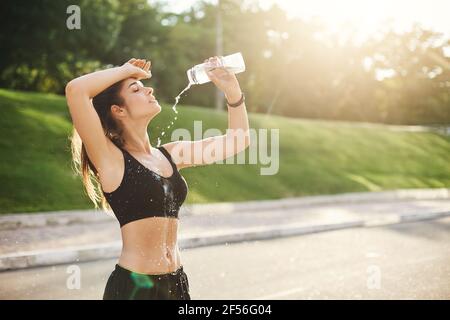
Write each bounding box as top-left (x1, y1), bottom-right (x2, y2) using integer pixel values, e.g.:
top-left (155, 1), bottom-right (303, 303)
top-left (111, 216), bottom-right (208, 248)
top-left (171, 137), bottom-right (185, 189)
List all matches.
top-left (99, 144), bottom-right (182, 275)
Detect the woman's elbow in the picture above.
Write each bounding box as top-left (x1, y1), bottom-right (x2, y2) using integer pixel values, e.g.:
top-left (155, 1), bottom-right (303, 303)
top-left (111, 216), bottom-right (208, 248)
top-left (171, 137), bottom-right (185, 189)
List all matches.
top-left (65, 79), bottom-right (83, 96)
top-left (226, 130), bottom-right (251, 154)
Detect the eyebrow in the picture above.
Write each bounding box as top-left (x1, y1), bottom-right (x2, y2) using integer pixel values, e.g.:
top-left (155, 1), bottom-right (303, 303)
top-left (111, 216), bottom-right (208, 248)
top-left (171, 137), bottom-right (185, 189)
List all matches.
top-left (128, 81), bottom-right (144, 89)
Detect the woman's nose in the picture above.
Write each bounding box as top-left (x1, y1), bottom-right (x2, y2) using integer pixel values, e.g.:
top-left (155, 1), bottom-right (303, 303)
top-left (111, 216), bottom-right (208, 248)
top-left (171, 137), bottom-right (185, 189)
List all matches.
top-left (146, 87), bottom-right (153, 95)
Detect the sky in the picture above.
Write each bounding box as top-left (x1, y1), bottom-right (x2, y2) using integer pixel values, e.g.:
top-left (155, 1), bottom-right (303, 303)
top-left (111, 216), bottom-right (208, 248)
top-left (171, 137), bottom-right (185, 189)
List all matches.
top-left (151, 0), bottom-right (450, 42)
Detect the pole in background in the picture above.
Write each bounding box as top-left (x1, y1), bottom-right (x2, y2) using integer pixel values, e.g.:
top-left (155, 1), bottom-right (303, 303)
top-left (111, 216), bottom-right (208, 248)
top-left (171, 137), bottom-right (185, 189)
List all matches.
top-left (215, 0), bottom-right (225, 111)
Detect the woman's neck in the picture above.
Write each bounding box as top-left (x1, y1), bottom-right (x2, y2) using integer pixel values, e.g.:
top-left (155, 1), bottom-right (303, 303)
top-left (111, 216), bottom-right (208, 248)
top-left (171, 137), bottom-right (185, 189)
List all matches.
top-left (122, 125), bottom-right (153, 154)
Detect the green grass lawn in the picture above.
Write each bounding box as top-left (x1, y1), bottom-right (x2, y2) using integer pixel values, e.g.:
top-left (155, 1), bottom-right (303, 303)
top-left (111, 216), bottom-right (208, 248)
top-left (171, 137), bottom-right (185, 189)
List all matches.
top-left (1, 88), bottom-right (449, 214)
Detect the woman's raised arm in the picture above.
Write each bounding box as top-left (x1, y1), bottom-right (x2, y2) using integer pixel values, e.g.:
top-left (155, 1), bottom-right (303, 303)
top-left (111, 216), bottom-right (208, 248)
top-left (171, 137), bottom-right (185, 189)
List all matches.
top-left (65, 59), bottom-right (151, 171)
top-left (163, 56), bottom-right (250, 170)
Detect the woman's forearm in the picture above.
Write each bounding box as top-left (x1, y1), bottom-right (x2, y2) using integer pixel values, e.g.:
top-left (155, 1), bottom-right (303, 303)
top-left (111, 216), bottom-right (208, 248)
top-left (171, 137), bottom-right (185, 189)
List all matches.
top-left (226, 90), bottom-right (249, 132)
top-left (225, 90), bottom-right (250, 148)
top-left (66, 66), bottom-right (129, 98)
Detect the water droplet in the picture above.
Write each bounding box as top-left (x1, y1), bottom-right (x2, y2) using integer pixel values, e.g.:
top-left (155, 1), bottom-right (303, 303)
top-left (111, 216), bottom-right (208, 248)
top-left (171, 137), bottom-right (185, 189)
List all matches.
top-left (155, 82), bottom-right (191, 151)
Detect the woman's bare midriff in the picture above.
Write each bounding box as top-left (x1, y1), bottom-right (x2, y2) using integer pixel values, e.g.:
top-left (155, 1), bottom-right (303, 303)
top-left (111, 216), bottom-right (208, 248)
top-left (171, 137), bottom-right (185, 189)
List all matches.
top-left (118, 216), bottom-right (182, 275)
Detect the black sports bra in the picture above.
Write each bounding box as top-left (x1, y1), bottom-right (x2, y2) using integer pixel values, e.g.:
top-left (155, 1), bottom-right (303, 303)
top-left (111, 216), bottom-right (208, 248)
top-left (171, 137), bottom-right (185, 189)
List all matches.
top-left (102, 146), bottom-right (188, 227)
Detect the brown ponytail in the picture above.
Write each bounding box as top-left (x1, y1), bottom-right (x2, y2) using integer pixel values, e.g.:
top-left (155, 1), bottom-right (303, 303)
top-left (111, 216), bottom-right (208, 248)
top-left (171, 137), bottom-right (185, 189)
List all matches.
top-left (69, 80), bottom-right (126, 212)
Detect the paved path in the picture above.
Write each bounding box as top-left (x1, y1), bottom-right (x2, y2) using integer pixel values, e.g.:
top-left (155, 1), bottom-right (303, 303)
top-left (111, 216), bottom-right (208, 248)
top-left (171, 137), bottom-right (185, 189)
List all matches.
top-left (1, 189), bottom-right (449, 271)
top-left (1, 217), bottom-right (448, 299)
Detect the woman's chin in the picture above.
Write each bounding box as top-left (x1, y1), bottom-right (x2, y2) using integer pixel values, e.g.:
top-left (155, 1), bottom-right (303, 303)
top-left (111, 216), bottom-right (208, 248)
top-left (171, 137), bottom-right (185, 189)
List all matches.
top-left (144, 103), bottom-right (161, 119)
top-left (151, 104), bottom-right (162, 116)
top-left (148, 101), bottom-right (161, 110)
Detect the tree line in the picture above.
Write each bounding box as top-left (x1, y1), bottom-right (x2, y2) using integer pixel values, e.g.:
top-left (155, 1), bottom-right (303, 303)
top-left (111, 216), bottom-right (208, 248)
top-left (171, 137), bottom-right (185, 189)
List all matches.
top-left (1, 0), bottom-right (449, 125)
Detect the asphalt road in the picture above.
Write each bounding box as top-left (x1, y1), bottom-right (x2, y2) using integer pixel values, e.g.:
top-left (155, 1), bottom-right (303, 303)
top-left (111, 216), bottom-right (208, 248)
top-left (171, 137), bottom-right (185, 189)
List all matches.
top-left (1, 217), bottom-right (449, 300)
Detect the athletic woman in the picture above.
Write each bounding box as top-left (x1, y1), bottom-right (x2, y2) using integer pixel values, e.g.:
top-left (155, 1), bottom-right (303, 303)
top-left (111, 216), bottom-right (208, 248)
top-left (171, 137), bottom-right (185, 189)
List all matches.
top-left (65, 56), bottom-right (250, 300)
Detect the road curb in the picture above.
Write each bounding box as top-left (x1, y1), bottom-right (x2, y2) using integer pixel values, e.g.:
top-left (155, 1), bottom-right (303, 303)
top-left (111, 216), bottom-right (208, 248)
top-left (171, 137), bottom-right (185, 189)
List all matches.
top-left (1, 188), bottom-right (449, 230)
top-left (1, 210), bottom-right (449, 272)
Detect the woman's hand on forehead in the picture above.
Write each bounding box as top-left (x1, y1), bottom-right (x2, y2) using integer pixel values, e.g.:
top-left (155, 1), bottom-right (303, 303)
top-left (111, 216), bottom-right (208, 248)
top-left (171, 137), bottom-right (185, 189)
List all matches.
top-left (122, 58), bottom-right (152, 80)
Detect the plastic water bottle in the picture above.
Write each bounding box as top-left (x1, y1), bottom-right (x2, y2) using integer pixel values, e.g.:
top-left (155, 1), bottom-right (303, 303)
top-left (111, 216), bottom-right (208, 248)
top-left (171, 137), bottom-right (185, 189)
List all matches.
top-left (187, 52), bottom-right (246, 85)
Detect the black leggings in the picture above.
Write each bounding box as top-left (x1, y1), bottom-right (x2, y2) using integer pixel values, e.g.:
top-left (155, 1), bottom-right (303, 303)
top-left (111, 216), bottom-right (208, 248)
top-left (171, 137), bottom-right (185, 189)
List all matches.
top-left (103, 264), bottom-right (191, 300)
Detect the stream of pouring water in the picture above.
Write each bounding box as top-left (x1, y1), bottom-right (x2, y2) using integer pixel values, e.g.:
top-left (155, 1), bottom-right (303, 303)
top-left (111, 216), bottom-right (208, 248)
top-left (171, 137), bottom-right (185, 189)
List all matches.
top-left (156, 82), bottom-right (193, 147)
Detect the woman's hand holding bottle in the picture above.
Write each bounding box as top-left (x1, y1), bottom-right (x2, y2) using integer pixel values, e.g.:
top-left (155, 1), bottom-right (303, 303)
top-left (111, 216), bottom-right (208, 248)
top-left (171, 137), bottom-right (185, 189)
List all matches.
top-left (205, 56), bottom-right (242, 102)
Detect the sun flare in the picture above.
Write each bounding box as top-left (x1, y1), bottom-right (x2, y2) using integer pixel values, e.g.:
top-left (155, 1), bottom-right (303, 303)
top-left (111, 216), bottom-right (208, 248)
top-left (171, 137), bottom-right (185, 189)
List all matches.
top-left (257, 0), bottom-right (450, 44)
